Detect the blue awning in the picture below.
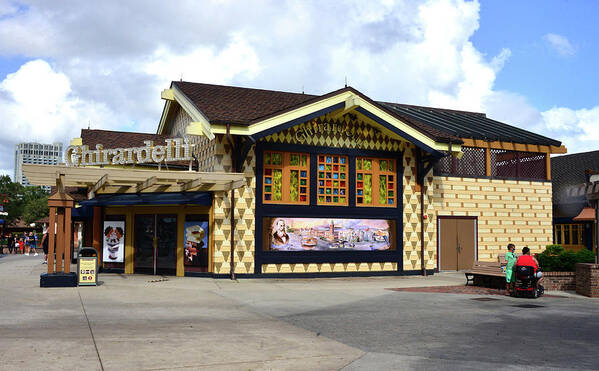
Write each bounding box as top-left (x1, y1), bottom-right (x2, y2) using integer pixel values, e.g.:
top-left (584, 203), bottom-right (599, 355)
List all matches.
top-left (79, 192), bottom-right (212, 207)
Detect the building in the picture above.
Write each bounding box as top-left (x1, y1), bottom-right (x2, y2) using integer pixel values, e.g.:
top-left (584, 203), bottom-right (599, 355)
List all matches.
top-left (23, 82), bottom-right (567, 279)
top-left (552, 151), bottom-right (599, 251)
top-left (14, 142), bottom-right (63, 190)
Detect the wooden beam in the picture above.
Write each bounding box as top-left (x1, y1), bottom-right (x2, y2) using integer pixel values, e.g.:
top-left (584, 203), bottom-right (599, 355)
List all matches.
top-left (89, 174), bottom-right (109, 199)
top-left (56, 174), bottom-right (65, 194)
top-left (460, 138), bottom-right (566, 154)
top-left (181, 177), bottom-right (204, 192)
top-left (224, 179), bottom-right (247, 191)
top-left (136, 176), bottom-right (157, 193)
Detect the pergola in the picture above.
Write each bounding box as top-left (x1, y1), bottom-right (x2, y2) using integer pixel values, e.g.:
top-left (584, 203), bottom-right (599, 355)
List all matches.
top-left (22, 164), bottom-right (247, 280)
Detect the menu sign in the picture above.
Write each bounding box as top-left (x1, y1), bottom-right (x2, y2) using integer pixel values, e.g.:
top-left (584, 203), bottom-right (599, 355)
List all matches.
top-left (78, 257), bottom-right (97, 286)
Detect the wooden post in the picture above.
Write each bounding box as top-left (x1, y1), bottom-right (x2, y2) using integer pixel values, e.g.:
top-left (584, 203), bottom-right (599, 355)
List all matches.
top-left (93, 206), bottom-right (102, 263)
top-left (56, 209), bottom-right (64, 272)
top-left (124, 210), bottom-right (134, 274)
top-left (48, 207), bottom-right (56, 274)
top-left (64, 207), bottom-right (72, 273)
top-left (545, 153), bottom-right (551, 181)
top-left (485, 148), bottom-right (491, 177)
top-left (176, 210), bottom-right (185, 277)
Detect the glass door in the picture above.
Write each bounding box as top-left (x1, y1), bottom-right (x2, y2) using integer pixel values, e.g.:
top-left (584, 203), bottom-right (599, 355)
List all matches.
top-left (156, 214), bottom-right (177, 275)
top-left (134, 215), bottom-right (155, 274)
top-left (134, 214), bottom-right (178, 275)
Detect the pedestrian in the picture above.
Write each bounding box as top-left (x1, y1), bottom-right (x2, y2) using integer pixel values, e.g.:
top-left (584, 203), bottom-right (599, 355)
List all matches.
top-left (6, 233), bottom-right (13, 254)
top-left (505, 243), bottom-right (517, 296)
top-left (41, 227), bottom-right (49, 264)
top-left (18, 238), bottom-right (24, 254)
top-left (29, 232), bottom-right (38, 256)
top-left (24, 232), bottom-right (30, 255)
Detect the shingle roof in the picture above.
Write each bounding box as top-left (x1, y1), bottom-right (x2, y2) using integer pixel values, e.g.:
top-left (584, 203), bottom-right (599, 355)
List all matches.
top-left (173, 81), bottom-right (317, 125)
top-left (171, 81), bottom-right (562, 147)
top-left (81, 129), bottom-right (173, 149)
top-left (551, 150), bottom-right (599, 204)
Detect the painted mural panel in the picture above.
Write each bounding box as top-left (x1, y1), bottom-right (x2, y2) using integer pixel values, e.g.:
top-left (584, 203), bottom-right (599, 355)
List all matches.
top-left (263, 217), bottom-right (396, 252)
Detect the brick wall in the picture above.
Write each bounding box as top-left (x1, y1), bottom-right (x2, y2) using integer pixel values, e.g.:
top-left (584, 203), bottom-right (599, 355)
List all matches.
top-left (575, 263), bottom-right (599, 297)
top-left (433, 177), bottom-right (553, 261)
top-left (544, 271), bottom-right (576, 291)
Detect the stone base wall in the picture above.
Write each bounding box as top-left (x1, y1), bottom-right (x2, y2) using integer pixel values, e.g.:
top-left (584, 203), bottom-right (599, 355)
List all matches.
top-left (544, 271), bottom-right (576, 291)
top-left (575, 263), bottom-right (599, 297)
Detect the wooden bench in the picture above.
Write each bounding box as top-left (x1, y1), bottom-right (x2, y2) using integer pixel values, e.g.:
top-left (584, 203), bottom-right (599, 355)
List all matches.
top-left (465, 261), bottom-right (506, 288)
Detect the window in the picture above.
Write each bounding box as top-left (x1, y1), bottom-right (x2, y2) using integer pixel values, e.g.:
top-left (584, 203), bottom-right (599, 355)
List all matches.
top-left (263, 151), bottom-right (309, 204)
top-left (356, 157), bottom-right (396, 207)
top-left (554, 224), bottom-right (585, 246)
top-left (317, 155), bottom-right (348, 205)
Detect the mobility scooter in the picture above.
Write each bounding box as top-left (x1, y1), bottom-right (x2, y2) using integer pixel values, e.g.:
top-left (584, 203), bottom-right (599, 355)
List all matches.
top-left (513, 265), bottom-right (544, 298)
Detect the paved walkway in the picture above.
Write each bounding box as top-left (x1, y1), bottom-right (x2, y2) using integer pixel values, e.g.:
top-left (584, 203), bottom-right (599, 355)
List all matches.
top-left (0, 254), bottom-right (597, 370)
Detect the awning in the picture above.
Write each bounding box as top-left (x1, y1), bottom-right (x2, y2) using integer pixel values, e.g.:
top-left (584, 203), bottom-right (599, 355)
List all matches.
top-left (573, 207), bottom-right (596, 221)
top-left (80, 192), bottom-right (211, 206)
top-left (22, 164), bottom-right (247, 199)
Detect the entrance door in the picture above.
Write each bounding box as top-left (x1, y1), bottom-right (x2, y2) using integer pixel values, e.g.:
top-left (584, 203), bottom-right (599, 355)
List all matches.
top-left (439, 218), bottom-right (476, 270)
top-left (134, 214), bottom-right (177, 275)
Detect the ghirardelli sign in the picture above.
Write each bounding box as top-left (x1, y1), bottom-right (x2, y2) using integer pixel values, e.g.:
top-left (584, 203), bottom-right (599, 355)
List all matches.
top-left (65, 138), bottom-right (194, 167)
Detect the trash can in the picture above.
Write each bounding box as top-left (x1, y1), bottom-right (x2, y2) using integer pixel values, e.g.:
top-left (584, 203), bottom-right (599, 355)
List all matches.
top-left (77, 247), bottom-right (98, 286)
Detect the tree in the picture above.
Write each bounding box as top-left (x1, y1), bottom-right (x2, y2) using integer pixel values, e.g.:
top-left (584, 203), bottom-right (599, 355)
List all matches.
top-left (0, 175), bottom-right (25, 226)
top-left (23, 195), bottom-right (49, 224)
top-left (0, 176), bottom-right (49, 226)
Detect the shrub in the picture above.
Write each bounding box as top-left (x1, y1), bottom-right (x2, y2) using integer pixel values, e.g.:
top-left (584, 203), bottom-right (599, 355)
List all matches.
top-left (537, 244), bottom-right (596, 271)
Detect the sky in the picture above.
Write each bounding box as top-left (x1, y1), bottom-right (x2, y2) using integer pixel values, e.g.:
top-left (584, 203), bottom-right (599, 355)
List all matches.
top-left (0, 0), bottom-right (597, 179)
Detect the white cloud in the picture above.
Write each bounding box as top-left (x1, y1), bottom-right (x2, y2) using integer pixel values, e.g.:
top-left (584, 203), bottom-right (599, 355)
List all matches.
top-left (0, 60), bottom-right (129, 171)
top-left (0, 0), bottom-right (595, 176)
top-left (544, 33), bottom-right (575, 56)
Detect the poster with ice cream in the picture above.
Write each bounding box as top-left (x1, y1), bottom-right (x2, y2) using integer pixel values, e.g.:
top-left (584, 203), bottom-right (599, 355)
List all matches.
top-left (184, 221), bottom-right (208, 266)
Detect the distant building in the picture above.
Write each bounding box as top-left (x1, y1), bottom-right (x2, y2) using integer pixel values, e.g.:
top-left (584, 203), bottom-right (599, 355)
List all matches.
top-left (14, 142), bottom-right (63, 191)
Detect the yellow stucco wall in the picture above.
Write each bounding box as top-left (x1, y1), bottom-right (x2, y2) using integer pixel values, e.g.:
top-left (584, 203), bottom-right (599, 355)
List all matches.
top-left (433, 176), bottom-right (553, 260)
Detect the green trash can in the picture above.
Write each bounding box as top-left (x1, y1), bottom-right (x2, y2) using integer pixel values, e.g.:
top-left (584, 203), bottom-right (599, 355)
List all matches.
top-left (77, 247), bottom-right (98, 286)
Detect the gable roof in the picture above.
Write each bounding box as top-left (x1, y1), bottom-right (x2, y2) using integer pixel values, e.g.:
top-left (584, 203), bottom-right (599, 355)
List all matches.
top-left (166, 81), bottom-right (562, 149)
top-left (552, 150), bottom-right (599, 204)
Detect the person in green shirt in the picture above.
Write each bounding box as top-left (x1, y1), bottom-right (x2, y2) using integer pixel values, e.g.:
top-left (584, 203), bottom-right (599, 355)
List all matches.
top-left (505, 243), bottom-right (517, 295)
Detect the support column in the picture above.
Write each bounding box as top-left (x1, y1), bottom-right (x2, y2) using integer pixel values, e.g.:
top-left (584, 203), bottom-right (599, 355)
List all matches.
top-left (56, 209), bottom-right (64, 272)
top-left (64, 207), bottom-right (72, 273)
top-left (93, 206), bottom-right (102, 264)
top-left (48, 207), bottom-right (56, 274)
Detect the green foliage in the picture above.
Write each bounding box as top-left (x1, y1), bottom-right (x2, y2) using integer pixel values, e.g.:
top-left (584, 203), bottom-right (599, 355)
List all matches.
top-left (537, 244), bottom-right (596, 271)
top-left (0, 175), bottom-right (49, 226)
top-left (23, 196), bottom-right (49, 224)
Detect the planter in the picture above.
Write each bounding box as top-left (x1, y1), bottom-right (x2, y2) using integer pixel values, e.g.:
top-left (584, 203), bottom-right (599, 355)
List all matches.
top-left (543, 271), bottom-right (576, 291)
top-left (576, 263), bottom-right (599, 298)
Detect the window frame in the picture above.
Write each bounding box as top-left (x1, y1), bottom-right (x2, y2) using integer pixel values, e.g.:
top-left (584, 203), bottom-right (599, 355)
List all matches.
top-left (262, 151), bottom-right (310, 205)
top-left (355, 157), bottom-right (397, 208)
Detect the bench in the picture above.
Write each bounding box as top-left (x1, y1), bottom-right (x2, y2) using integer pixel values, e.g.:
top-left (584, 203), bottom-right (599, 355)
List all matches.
top-left (465, 261), bottom-right (506, 288)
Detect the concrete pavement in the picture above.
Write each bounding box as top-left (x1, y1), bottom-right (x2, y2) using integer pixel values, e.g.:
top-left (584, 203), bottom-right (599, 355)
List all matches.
top-left (0, 253), bottom-right (597, 370)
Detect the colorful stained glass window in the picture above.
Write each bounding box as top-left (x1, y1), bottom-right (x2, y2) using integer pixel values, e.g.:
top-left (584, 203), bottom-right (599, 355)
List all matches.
top-left (263, 151), bottom-right (309, 204)
top-left (356, 157), bottom-right (396, 207)
top-left (317, 155), bottom-right (348, 205)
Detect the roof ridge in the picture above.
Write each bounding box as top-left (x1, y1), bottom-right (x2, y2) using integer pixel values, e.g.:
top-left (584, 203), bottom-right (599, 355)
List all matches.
top-left (552, 149), bottom-right (599, 159)
top-left (174, 81), bottom-right (317, 98)
top-left (82, 128), bottom-right (168, 136)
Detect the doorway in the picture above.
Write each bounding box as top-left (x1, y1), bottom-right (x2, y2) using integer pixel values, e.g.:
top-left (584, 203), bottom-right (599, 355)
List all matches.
top-left (134, 214), bottom-right (178, 275)
top-left (438, 217), bottom-right (477, 271)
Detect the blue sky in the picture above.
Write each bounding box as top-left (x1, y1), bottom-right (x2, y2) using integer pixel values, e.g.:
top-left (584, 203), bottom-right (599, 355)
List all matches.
top-left (0, 0), bottom-right (597, 178)
top-left (472, 1), bottom-right (599, 111)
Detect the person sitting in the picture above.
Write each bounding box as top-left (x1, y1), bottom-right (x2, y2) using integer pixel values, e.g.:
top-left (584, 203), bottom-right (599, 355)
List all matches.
top-left (516, 246), bottom-right (544, 289)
